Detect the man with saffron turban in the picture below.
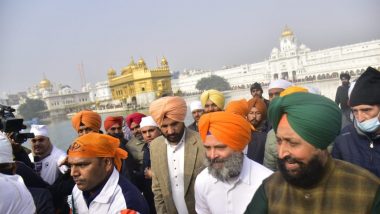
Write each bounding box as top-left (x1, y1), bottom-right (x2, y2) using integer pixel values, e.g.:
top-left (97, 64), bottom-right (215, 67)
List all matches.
top-left (71, 110), bottom-right (102, 136)
top-left (246, 98), bottom-right (269, 164)
top-left (195, 111), bottom-right (272, 214)
top-left (245, 90), bottom-right (380, 214)
top-left (149, 96), bottom-right (205, 214)
top-left (200, 89), bottom-right (225, 113)
top-left (68, 133), bottom-right (149, 214)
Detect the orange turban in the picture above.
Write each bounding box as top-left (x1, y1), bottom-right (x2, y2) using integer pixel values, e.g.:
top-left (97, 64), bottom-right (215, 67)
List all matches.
top-left (247, 98), bottom-right (267, 119)
top-left (104, 116), bottom-right (124, 131)
top-left (199, 111), bottom-right (251, 151)
top-left (225, 99), bottom-right (249, 117)
top-left (68, 133), bottom-right (128, 171)
top-left (149, 96), bottom-right (187, 126)
top-left (125, 113), bottom-right (146, 129)
top-left (71, 110), bottom-right (101, 132)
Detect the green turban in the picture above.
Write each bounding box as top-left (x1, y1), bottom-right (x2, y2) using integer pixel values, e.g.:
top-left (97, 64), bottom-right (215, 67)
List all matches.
top-left (268, 92), bottom-right (341, 149)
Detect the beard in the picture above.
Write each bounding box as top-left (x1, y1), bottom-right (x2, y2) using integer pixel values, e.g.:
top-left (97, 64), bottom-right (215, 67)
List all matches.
top-left (204, 152), bottom-right (244, 182)
top-left (110, 133), bottom-right (124, 140)
top-left (277, 154), bottom-right (326, 189)
top-left (163, 125), bottom-right (185, 144)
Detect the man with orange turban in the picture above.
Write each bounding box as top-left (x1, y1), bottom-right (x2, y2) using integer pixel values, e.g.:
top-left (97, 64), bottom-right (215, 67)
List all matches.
top-left (246, 98), bottom-right (269, 164)
top-left (149, 96), bottom-right (205, 214)
top-left (71, 110), bottom-right (101, 136)
top-left (195, 111), bottom-right (272, 214)
top-left (67, 133), bottom-right (149, 213)
top-left (200, 89), bottom-right (225, 113)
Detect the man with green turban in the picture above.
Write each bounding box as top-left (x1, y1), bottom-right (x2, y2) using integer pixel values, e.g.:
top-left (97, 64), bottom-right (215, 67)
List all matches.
top-left (245, 91), bottom-right (380, 214)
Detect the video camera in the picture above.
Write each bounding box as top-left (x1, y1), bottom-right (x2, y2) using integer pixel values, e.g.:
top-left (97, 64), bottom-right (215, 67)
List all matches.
top-left (0, 104), bottom-right (34, 144)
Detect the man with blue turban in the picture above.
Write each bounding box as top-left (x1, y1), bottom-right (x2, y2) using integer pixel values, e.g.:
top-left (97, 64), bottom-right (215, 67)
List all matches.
top-left (245, 90), bottom-right (380, 213)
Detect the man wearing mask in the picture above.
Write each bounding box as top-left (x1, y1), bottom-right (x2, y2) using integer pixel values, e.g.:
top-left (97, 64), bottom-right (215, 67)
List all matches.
top-left (332, 67), bottom-right (380, 177)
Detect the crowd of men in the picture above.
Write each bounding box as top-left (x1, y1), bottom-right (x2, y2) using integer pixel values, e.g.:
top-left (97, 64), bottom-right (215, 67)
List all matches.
top-left (0, 66), bottom-right (379, 214)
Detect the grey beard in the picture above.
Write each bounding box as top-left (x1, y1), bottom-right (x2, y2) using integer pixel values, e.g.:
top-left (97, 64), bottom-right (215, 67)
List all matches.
top-left (204, 152), bottom-right (244, 182)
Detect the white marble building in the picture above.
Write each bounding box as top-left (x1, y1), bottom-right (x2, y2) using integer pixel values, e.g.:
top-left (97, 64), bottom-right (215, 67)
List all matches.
top-left (174, 27), bottom-right (380, 92)
top-left (84, 81), bottom-right (112, 103)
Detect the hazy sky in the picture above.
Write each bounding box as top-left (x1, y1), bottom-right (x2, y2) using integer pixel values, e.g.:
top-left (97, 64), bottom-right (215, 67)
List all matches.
top-left (1, 0), bottom-right (379, 94)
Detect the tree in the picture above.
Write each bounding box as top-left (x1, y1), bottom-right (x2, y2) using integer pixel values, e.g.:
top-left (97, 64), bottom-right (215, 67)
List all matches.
top-left (196, 75), bottom-right (231, 91)
top-left (18, 98), bottom-right (47, 120)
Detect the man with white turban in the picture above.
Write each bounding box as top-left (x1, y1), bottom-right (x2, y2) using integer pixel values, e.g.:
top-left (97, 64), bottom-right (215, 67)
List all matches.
top-left (188, 100), bottom-right (204, 132)
top-left (149, 96), bottom-right (205, 214)
top-left (0, 132), bottom-right (36, 214)
top-left (28, 125), bottom-right (67, 185)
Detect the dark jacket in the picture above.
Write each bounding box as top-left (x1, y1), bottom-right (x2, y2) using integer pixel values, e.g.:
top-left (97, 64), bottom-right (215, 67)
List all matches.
top-left (332, 123), bottom-right (380, 177)
top-left (187, 121), bottom-right (199, 132)
top-left (247, 131), bottom-right (268, 164)
top-left (335, 84), bottom-right (350, 110)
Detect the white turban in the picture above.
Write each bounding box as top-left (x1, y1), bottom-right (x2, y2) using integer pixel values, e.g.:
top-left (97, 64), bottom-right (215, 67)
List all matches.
top-left (140, 116), bottom-right (158, 128)
top-left (268, 79), bottom-right (293, 90)
top-left (190, 101), bottom-right (203, 113)
top-left (30, 125), bottom-right (48, 137)
top-left (0, 132), bottom-right (14, 164)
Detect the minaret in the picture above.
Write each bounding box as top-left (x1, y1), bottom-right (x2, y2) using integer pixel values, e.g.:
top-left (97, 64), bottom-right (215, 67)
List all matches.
top-left (280, 26), bottom-right (297, 53)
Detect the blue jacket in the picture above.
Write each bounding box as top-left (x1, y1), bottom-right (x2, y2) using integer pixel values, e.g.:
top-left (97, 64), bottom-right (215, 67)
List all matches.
top-left (332, 123), bottom-right (380, 177)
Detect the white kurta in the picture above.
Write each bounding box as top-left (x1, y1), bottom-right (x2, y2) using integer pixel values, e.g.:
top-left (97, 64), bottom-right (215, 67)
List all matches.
top-left (29, 146), bottom-right (67, 184)
top-left (195, 156), bottom-right (273, 214)
top-left (165, 131), bottom-right (188, 214)
top-left (0, 173), bottom-right (36, 214)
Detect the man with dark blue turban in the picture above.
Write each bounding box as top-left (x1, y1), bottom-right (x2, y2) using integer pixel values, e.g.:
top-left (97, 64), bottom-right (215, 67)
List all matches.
top-left (245, 90), bottom-right (380, 214)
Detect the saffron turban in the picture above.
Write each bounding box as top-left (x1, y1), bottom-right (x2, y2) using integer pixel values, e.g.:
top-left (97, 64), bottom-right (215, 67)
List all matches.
top-left (104, 116), bottom-right (123, 131)
top-left (269, 91), bottom-right (341, 149)
top-left (200, 89), bottom-right (225, 110)
top-left (125, 113), bottom-right (146, 129)
top-left (68, 133), bottom-right (128, 171)
top-left (149, 96), bottom-right (187, 126)
top-left (199, 111), bottom-right (251, 151)
top-left (247, 98), bottom-right (267, 119)
top-left (225, 99), bottom-right (249, 117)
top-left (71, 110), bottom-right (101, 132)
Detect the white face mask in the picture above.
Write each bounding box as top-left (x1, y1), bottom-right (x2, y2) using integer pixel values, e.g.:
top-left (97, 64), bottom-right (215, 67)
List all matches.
top-left (356, 113), bottom-right (380, 133)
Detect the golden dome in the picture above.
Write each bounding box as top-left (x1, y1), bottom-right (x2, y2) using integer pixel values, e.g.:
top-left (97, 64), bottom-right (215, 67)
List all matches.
top-left (39, 78), bottom-right (52, 89)
top-left (281, 26), bottom-right (293, 37)
top-left (161, 56), bottom-right (168, 66)
top-left (108, 68), bottom-right (116, 76)
top-left (138, 58), bottom-right (146, 66)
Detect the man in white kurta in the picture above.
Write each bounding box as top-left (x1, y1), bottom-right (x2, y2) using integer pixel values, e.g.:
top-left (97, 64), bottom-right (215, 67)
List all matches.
top-left (28, 125), bottom-right (67, 184)
top-left (195, 110), bottom-right (272, 214)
